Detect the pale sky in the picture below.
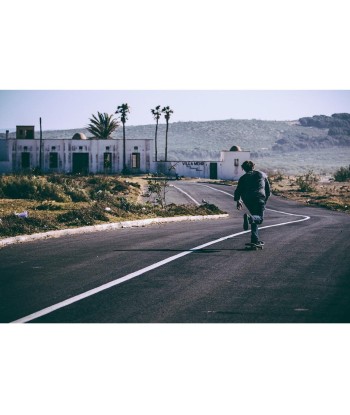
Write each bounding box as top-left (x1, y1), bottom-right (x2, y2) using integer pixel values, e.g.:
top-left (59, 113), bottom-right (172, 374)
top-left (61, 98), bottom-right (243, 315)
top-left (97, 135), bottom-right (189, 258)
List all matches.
top-left (1, 90), bottom-right (349, 131)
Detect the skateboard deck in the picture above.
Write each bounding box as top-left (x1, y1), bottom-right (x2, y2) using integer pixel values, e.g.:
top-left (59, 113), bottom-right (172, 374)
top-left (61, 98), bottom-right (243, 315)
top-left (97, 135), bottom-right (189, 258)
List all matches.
top-left (245, 242), bottom-right (264, 250)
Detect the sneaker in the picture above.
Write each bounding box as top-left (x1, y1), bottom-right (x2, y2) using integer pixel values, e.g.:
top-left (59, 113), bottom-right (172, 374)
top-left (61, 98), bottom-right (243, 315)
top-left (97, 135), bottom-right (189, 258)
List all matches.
top-left (243, 213), bottom-right (249, 230)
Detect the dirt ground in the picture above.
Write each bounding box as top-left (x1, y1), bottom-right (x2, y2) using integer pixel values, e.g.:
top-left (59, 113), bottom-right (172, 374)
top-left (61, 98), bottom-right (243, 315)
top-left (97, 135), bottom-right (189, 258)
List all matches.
top-left (269, 175), bottom-right (350, 213)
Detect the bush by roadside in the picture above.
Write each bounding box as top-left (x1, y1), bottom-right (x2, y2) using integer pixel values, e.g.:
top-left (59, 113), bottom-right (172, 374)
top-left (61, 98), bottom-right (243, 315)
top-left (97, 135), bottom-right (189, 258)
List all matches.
top-left (0, 174), bottom-right (226, 238)
top-left (334, 165), bottom-right (350, 182)
top-left (270, 170), bottom-right (349, 213)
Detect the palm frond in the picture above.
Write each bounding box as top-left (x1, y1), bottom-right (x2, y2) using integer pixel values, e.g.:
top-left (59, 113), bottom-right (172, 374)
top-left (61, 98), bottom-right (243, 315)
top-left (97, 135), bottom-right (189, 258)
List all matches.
top-left (87, 112), bottom-right (119, 139)
top-left (115, 103), bottom-right (131, 124)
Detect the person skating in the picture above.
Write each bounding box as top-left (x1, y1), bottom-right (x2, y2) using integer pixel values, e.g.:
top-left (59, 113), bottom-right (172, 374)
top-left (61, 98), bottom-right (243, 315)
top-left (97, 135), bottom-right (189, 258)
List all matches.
top-left (234, 160), bottom-right (271, 246)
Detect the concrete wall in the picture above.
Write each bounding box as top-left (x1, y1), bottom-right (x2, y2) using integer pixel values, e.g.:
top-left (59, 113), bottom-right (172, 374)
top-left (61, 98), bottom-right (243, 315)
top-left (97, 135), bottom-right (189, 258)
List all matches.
top-left (156, 151), bottom-right (250, 180)
top-left (163, 161), bottom-right (210, 179)
top-left (0, 140), bottom-right (11, 173)
top-left (0, 137), bottom-right (250, 180)
top-left (0, 138), bottom-right (154, 174)
top-left (218, 151), bottom-right (250, 180)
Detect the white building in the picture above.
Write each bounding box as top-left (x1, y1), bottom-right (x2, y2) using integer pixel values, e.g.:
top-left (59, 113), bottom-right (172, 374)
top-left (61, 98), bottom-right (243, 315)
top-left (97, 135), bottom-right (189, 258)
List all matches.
top-left (0, 129), bottom-right (153, 174)
top-left (157, 147), bottom-right (250, 180)
top-left (0, 127), bottom-right (250, 180)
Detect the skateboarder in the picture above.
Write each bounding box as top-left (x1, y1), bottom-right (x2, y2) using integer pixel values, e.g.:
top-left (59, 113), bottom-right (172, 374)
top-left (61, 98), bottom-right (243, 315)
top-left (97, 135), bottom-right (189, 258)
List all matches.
top-left (234, 160), bottom-right (271, 246)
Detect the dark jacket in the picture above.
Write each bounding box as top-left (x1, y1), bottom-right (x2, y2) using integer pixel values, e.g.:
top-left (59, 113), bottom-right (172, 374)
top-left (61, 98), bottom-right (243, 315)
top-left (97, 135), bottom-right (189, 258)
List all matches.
top-left (234, 170), bottom-right (271, 205)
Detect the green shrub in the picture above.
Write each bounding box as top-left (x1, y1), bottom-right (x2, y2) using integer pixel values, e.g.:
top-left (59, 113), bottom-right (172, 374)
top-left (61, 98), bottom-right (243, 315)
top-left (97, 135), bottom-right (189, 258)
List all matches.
top-left (57, 205), bottom-right (109, 226)
top-left (0, 175), bottom-right (70, 202)
top-left (90, 189), bottom-right (115, 202)
top-left (160, 203), bottom-right (224, 217)
top-left (113, 181), bottom-right (129, 192)
top-left (126, 181), bottom-right (141, 189)
top-left (47, 174), bottom-right (72, 186)
top-left (64, 186), bottom-right (90, 202)
top-left (87, 176), bottom-right (114, 190)
top-left (0, 215), bottom-right (56, 237)
top-left (35, 201), bottom-right (64, 211)
top-left (296, 170), bottom-right (319, 192)
top-left (198, 203), bottom-right (222, 214)
top-left (272, 172), bottom-right (284, 182)
top-left (334, 165), bottom-right (350, 182)
top-left (0, 174), bottom-right (137, 204)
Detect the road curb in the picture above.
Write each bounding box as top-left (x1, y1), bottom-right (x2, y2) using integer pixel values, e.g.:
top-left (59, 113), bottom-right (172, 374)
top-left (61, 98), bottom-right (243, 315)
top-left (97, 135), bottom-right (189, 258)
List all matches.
top-left (0, 214), bottom-right (229, 248)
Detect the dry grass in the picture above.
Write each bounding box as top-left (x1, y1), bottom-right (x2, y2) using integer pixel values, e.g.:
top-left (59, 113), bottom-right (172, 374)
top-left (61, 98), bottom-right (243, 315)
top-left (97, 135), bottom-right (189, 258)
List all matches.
top-left (270, 174), bottom-right (350, 213)
top-left (0, 174), bottom-right (225, 238)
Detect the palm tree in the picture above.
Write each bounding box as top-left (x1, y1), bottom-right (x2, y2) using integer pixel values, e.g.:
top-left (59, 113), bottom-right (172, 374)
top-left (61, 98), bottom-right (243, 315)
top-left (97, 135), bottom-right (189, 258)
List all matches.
top-left (162, 106), bottom-right (173, 162)
top-left (87, 112), bottom-right (119, 139)
top-left (115, 103), bottom-right (130, 173)
top-left (151, 105), bottom-right (162, 162)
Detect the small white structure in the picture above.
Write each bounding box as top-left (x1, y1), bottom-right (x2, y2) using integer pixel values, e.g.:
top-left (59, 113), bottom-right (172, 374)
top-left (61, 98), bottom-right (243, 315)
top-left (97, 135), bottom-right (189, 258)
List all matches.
top-left (157, 146), bottom-right (250, 181)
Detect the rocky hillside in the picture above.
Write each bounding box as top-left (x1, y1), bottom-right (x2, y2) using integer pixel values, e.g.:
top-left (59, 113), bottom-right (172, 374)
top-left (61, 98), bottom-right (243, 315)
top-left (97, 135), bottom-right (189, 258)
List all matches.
top-left (272, 113), bottom-right (350, 152)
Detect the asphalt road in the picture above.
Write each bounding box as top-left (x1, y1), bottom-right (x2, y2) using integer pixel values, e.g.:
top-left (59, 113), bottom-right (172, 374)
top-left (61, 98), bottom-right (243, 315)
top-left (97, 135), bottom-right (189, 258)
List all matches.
top-left (1, 181), bottom-right (349, 323)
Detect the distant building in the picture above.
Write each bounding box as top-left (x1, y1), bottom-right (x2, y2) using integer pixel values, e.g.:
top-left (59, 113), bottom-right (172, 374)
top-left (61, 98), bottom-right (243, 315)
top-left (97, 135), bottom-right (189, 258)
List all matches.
top-left (0, 129), bottom-right (153, 174)
top-left (0, 125), bottom-right (250, 180)
top-left (157, 147), bottom-right (250, 181)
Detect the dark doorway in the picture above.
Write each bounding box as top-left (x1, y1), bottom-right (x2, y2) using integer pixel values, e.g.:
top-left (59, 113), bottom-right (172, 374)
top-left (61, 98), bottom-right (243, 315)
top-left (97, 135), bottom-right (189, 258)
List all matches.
top-left (210, 162), bottom-right (217, 179)
top-left (72, 153), bottom-right (89, 174)
top-left (104, 152), bottom-right (112, 172)
top-left (21, 152), bottom-right (30, 169)
top-left (131, 152), bottom-right (140, 169)
top-left (49, 152), bottom-right (58, 169)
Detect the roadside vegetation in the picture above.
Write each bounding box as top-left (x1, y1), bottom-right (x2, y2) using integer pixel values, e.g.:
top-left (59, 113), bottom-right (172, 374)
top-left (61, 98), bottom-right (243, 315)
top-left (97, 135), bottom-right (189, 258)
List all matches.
top-left (1, 165), bottom-right (348, 239)
top-left (334, 165), bottom-right (350, 182)
top-left (0, 174), bottom-right (225, 238)
top-left (269, 166), bottom-right (350, 213)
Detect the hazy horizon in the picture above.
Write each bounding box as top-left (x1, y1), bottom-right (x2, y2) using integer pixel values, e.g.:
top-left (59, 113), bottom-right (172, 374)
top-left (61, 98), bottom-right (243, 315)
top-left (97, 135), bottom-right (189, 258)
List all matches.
top-left (0, 117), bottom-right (299, 133)
top-left (1, 90), bottom-right (349, 131)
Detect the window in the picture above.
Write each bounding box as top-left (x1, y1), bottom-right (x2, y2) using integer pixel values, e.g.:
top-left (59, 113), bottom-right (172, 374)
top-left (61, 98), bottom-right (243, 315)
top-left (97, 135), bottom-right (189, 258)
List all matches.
top-left (20, 129), bottom-right (33, 139)
top-left (131, 153), bottom-right (140, 169)
top-left (134, 146), bottom-right (138, 150)
top-left (49, 152), bottom-right (58, 168)
top-left (16, 126), bottom-right (34, 139)
top-left (26, 130), bottom-right (34, 139)
top-left (234, 158), bottom-right (240, 167)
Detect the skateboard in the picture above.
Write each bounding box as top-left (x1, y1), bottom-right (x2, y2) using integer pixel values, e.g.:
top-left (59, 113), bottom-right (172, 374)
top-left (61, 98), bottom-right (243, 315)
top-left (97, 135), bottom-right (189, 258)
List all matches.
top-left (245, 242), bottom-right (264, 250)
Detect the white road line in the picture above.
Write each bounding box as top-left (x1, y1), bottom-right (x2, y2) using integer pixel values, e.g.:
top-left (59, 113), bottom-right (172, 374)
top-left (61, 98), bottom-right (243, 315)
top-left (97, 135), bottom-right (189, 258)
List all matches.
top-left (11, 183), bottom-right (310, 323)
top-left (193, 183), bottom-right (310, 219)
top-left (195, 183), bottom-right (236, 197)
top-left (171, 185), bottom-right (201, 205)
top-left (11, 230), bottom-right (250, 324)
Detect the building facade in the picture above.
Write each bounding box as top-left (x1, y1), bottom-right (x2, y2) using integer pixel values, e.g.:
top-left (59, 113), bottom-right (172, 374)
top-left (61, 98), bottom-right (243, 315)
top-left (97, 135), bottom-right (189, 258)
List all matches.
top-left (0, 132), bottom-right (153, 174)
top-left (157, 150), bottom-right (250, 181)
top-left (0, 127), bottom-right (250, 180)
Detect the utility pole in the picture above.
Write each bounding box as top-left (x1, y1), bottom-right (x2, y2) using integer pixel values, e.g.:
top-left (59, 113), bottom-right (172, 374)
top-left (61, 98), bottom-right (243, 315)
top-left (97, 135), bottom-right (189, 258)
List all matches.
top-left (39, 117), bottom-right (43, 172)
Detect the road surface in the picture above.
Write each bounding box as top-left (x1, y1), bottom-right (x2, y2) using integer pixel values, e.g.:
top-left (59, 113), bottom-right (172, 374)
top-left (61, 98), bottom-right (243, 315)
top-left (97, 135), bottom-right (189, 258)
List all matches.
top-left (1, 181), bottom-right (349, 323)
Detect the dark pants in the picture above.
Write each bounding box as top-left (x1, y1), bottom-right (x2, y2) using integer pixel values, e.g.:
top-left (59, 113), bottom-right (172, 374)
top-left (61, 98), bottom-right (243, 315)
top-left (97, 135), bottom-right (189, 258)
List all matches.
top-left (245, 199), bottom-right (265, 243)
